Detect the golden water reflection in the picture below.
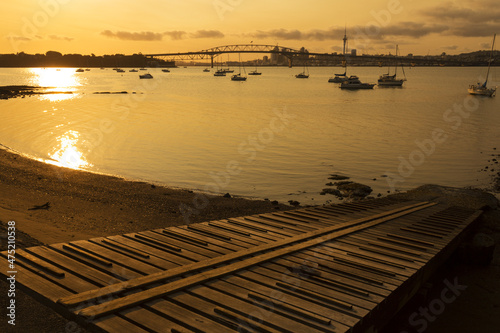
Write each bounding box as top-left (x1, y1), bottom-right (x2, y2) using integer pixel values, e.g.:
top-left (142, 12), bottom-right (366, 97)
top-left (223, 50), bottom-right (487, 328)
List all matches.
top-left (30, 68), bottom-right (83, 102)
top-left (49, 130), bottom-right (90, 169)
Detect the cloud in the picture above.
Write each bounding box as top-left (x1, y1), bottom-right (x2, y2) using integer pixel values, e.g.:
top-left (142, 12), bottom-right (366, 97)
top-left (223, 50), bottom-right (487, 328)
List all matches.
top-left (6, 35), bottom-right (31, 41)
top-left (420, 2), bottom-right (500, 37)
top-left (101, 30), bottom-right (164, 41)
top-left (190, 30), bottom-right (224, 39)
top-left (443, 45), bottom-right (459, 51)
top-left (252, 28), bottom-right (342, 41)
top-left (164, 31), bottom-right (186, 40)
top-left (249, 23), bottom-right (448, 47)
top-left (49, 35), bottom-right (74, 42)
top-left (100, 29), bottom-right (224, 41)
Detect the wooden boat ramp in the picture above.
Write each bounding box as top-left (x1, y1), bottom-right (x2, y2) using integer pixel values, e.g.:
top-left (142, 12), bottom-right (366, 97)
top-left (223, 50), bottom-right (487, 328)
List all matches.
top-left (0, 197), bottom-right (482, 332)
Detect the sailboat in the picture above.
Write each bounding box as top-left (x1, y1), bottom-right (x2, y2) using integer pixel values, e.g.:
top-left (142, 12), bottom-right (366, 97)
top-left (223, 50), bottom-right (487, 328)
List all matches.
top-left (248, 64), bottom-right (262, 75)
top-left (214, 60), bottom-right (226, 76)
top-left (329, 28), bottom-right (349, 83)
top-left (295, 63), bottom-right (309, 78)
top-left (231, 54), bottom-right (247, 81)
top-left (469, 33), bottom-right (497, 97)
top-left (378, 45), bottom-right (406, 87)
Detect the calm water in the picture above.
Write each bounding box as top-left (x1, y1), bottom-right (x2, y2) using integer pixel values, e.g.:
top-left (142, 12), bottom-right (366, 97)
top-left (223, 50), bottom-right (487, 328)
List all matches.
top-left (1, 66), bottom-right (499, 205)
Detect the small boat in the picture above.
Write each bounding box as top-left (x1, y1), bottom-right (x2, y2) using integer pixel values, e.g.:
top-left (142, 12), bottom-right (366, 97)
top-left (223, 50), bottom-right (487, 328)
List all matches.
top-left (203, 68), bottom-right (210, 72)
top-left (222, 68), bottom-right (234, 73)
top-left (139, 73), bottom-right (153, 79)
top-left (231, 54), bottom-right (247, 81)
top-left (85, 68), bottom-right (91, 71)
top-left (116, 69), bottom-right (125, 73)
top-left (214, 69), bottom-right (226, 77)
top-left (75, 68), bottom-right (84, 72)
top-left (162, 69), bottom-right (170, 73)
top-left (468, 33), bottom-right (497, 97)
top-left (231, 73), bottom-right (247, 81)
top-left (378, 45), bottom-right (406, 87)
top-left (248, 69), bottom-right (262, 75)
top-left (296, 62), bottom-right (309, 78)
top-left (378, 73), bottom-right (404, 87)
top-left (139, 68), bottom-right (147, 71)
top-left (213, 61), bottom-right (226, 76)
top-left (129, 69), bottom-right (138, 72)
top-left (328, 71), bottom-right (348, 83)
top-left (340, 76), bottom-right (375, 89)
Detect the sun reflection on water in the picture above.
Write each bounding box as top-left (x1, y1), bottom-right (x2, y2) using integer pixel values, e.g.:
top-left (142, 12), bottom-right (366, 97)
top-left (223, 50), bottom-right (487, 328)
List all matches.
top-left (48, 130), bottom-right (90, 169)
top-left (29, 68), bottom-right (83, 102)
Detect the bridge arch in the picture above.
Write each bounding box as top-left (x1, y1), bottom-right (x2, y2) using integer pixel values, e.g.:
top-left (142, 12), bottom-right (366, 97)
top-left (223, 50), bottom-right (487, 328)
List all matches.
top-left (145, 44), bottom-right (314, 68)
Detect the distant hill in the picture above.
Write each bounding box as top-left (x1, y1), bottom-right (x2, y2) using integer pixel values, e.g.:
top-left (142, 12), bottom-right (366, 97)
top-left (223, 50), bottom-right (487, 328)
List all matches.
top-left (0, 51), bottom-right (175, 68)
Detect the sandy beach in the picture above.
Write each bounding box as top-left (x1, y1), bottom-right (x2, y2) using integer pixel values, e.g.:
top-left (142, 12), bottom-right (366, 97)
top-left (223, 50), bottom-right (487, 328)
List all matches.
top-left (0, 146), bottom-right (295, 245)
top-left (0, 146), bottom-right (296, 332)
top-left (1, 146), bottom-right (499, 332)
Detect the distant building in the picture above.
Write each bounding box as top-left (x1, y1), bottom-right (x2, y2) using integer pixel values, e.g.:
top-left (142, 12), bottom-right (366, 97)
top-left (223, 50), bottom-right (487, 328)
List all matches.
top-left (351, 49), bottom-right (357, 56)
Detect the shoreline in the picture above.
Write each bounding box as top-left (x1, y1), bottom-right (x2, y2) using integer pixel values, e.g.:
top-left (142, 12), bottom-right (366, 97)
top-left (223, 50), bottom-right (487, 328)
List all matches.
top-left (0, 146), bottom-right (293, 245)
top-left (1, 145), bottom-right (500, 332)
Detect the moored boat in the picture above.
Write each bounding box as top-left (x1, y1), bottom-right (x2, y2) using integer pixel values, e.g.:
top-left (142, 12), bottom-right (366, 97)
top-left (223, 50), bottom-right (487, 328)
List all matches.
top-left (139, 73), bottom-right (153, 79)
top-left (231, 73), bottom-right (247, 81)
top-left (328, 71), bottom-right (348, 83)
top-left (468, 33), bottom-right (497, 97)
top-left (378, 45), bottom-right (406, 87)
top-left (248, 69), bottom-right (262, 75)
top-left (340, 75), bottom-right (375, 89)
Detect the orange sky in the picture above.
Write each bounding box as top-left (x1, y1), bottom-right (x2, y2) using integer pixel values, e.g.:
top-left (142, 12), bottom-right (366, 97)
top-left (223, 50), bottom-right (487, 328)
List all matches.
top-left (1, 0), bottom-right (498, 56)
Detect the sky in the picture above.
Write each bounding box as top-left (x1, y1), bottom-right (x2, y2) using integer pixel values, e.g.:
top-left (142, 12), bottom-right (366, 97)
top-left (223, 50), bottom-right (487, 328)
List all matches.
top-left (1, 0), bottom-right (499, 57)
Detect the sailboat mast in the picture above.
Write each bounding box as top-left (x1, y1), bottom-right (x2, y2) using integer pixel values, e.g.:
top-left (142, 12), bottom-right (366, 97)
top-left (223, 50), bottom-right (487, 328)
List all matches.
top-left (394, 45), bottom-right (398, 76)
top-left (485, 33), bottom-right (496, 85)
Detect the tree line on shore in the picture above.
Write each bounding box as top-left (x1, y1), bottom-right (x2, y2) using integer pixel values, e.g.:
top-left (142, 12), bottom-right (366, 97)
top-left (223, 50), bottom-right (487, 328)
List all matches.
top-left (0, 51), bottom-right (174, 68)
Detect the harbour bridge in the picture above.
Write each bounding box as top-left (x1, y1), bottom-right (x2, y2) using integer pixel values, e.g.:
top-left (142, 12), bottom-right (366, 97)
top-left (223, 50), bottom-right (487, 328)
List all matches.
top-left (146, 44), bottom-right (319, 68)
top-left (145, 44), bottom-right (474, 67)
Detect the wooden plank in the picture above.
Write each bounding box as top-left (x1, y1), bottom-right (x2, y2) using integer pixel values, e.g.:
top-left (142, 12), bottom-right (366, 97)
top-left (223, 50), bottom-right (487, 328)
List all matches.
top-left (67, 202), bottom-right (434, 318)
top-left (50, 243), bottom-right (143, 280)
top-left (119, 306), bottom-right (194, 332)
top-left (25, 246), bottom-right (125, 286)
top-left (229, 217), bottom-right (297, 237)
top-left (15, 249), bottom-right (66, 278)
top-left (107, 235), bottom-right (194, 266)
top-left (0, 253), bottom-right (73, 302)
top-left (140, 230), bottom-right (226, 256)
top-left (207, 221), bottom-right (269, 245)
top-left (147, 297), bottom-right (236, 333)
top-left (68, 240), bottom-right (163, 275)
top-left (263, 259), bottom-right (391, 298)
top-left (94, 238), bottom-right (180, 270)
top-left (236, 267), bottom-right (378, 311)
top-left (94, 315), bottom-right (150, 333)
top-left (325, 240), bottom-right (422, 270)
top-left (189, 284), bottom-right (332, 333)
top-left (168, 227), bottom-right (249, 251)
top-left (12, 255), bottom-right (101, 294)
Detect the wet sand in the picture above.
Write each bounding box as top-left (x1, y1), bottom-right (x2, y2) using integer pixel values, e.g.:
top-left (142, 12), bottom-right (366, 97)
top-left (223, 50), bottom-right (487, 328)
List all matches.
top-left (0, 147), bottom-right (499, 332)
top-left (0, 147), bottom-right (293, 245)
